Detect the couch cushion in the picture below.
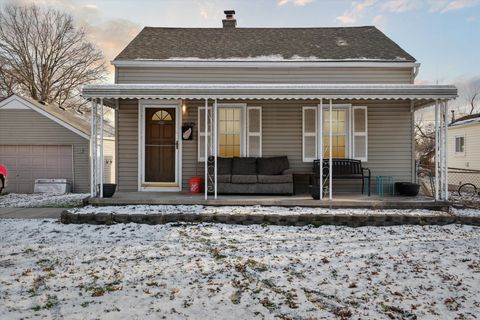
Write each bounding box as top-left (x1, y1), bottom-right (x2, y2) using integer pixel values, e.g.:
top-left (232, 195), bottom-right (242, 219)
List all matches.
top-left (231, 157), bottom-right (257, 175)
top-left (217, 175), bottom-right (231, 183)
top-left (231, 175), bottom-right (257, 184)
top-left (217, 157), bottom-right (232, 175)
top-left (257, 156), bottom-right (290, 175)
top-left (257, 174), bottom-right (293, 184)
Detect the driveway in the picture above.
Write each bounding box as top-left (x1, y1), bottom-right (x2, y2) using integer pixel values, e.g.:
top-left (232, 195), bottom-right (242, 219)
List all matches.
top-left (0, 207), bottom-right (64, 219)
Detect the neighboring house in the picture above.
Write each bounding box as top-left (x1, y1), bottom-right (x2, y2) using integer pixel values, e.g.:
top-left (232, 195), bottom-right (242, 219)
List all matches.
top-left (0, 94), bottom-right (115, 193)
top-left (448, 113), bottom-right (480, 185)
top-left (82, 11), bottom-right (456, 200)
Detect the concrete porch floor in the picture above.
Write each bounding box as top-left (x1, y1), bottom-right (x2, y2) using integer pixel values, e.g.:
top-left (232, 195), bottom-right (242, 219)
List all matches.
top-left (88, 192), bottom-right (449, 211)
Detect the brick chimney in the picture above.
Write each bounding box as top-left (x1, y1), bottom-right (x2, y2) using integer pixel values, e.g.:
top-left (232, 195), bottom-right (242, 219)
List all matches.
top-left (222, 10), bottom-right (236, 28)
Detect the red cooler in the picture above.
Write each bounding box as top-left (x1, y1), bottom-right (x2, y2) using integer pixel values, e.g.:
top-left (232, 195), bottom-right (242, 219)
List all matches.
top-left (189, 176), bottom-right (203, 193)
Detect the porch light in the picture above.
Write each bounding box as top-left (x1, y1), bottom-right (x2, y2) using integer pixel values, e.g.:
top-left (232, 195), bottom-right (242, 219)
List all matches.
top-left (182, 100), bottom-right (187, 114)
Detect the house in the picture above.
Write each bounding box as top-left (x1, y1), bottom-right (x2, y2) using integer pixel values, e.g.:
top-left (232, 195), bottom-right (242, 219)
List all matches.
top-left (0, 94), bottom-right (115, 193)
top-left (447, 113), bottom-right (480, 186)
top-left (82, 11), bottom-right (456, 202)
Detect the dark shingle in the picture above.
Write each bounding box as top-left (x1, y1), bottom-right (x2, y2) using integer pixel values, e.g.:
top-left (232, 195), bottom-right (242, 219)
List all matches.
top-left (451, 113), bottom-right (480, 124)
top-left (115, 26), bottom-right (415, 62)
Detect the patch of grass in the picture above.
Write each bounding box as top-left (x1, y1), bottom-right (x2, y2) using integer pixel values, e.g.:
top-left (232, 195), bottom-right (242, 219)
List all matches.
top-left (170, 288), bottom-right (180, 300)
top-left (81, 301), bottom-right (94, 308)
top-left (81, 281), bottom-right (122, 297)
top-left (209, 247), bottom-right (227, 260)
top-left (23, 248), bottom-right (34, 254)
top-left (36, 258), bottom-right (51, 266)
top-left (285, 291), bottom-right (299, 309)
top-left (259, 296), bottom-right (276, 311)
top-left (246, 258), bottom-right (268, 272)
top-left (235, 258), bottom-right (268, 273)
top-left (31, 295), bottom-right (58, 311)
top-left (230, 290), bottom-right (242, 305)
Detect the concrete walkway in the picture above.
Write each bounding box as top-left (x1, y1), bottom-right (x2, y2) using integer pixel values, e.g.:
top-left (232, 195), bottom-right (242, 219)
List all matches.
top-left (0, 207), bottom-right (64, 219)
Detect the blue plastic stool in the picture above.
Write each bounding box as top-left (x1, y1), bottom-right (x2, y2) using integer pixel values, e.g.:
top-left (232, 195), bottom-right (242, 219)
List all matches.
top-left (376, 176), bottom-right (395, 196)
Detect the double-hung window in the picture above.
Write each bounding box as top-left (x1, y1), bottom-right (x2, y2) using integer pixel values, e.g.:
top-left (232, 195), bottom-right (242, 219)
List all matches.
top-left (198, 105), bottom-right (262, 161)
top-left (302, 105), bottom-right (368, 162)
top-left (455, 135), bottom-right (465, 155)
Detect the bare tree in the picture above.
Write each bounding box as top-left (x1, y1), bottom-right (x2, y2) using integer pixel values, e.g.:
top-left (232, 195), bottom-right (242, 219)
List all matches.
top-left (0, 3), bottom-right (106, 110)
top-left (415, 118), bottom-right (435, 166)
top-left (464, 84), bottom-right (480, 115)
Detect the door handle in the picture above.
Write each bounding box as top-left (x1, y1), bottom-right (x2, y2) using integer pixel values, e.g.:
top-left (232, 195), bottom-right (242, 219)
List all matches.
top-left (175, 141), bottom-right (179, 149)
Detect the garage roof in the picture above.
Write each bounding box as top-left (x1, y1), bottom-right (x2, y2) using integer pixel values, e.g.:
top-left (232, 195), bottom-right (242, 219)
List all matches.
top-left (0, 94), bottom-right (114, 139)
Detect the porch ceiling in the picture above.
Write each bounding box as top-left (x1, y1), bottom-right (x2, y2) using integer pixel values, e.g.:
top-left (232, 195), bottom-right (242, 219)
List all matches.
top-left (82, 83), bottom-right (457, 109)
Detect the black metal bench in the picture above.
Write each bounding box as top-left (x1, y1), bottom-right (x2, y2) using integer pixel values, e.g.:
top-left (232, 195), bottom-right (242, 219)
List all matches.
top-left (314, 159), bottom-right (371, 196)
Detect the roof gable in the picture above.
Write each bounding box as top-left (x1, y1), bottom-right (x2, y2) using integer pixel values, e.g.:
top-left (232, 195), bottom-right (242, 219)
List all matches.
top-left (0, 95), bottom-right (90, 140)
top-left (115, 26), bottom-right (415, 62)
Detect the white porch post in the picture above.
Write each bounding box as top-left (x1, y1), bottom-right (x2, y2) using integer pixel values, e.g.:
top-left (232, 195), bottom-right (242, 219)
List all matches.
top-left (439, 101), bottom-right (444, 200)
top-left (99, 98), bottom-right (104, 198)
top-left (214, 99), bottom-right (218, 199)
top-left (94, 99), bottom-right (99, 197)
top-left (444, 101), bottom-right (449, 200)
top-left (434, 99), bottom-right (439, 201)
top-left (204, 98), bottom-right (208, 200)
top-left (90, 98), bottom-right (95, 197)
top-left (329, 98), bottom-right (333, 200)
top-left (318, 99), bottom-right (323, 200)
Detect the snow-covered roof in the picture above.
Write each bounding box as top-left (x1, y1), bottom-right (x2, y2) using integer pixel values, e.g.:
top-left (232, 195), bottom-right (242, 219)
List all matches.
top-left (115, 26), bottom-right (416, 62)
top-left (449, 113), bottom-right (480, 128)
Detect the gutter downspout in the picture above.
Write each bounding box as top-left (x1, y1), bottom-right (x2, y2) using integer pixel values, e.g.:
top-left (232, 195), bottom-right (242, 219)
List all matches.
top-left (413, 63), bottom-right (421, 81)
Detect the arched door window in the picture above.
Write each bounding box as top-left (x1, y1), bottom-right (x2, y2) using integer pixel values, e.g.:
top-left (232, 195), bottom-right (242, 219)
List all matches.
top-left (151, 110), bottom-right (173, 121)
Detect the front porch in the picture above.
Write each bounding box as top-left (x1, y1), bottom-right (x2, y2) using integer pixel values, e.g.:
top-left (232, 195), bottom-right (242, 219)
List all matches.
top-left (83, 83), bottom-right (457, 206)
top-left (88, 191), bottom-right (449, 210)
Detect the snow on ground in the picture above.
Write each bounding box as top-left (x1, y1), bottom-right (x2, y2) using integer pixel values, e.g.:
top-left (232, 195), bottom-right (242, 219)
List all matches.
top-left (0, 219), bottom-right (479, 319)
top-left (449, 191), bottom-right (480, 210)
top-left (69, 205), bottom-right (456, 216)
top-left (0, 193), bottom-right (88, 208)
top-left (450, 207), bottom-right (480, 217)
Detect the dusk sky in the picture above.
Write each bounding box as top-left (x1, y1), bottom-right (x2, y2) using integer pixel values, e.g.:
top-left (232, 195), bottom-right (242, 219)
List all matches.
top-left (4, 0), bottom-right (480, 86)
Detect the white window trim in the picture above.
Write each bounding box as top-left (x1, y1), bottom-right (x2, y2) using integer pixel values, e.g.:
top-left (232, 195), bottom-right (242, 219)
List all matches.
top-left (352, 106), bottom-right (368, 162)
top-left (303, 104), bottom-right (352, 162)
top-left (198, 103), bottom-right (248, 162)
top-left (197, 106), bottom-right (211, 162)
top-left (302, 106), bottom-right (318, 162)
top-left (454, 134), bottom-right (466, 156)
top-left (138, 99), bottom-right (182, 192)
top-left (247, 106), bottom-right (262, 157)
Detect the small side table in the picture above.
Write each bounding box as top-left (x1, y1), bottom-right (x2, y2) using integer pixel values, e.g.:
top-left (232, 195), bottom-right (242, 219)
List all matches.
top-left (376, 176), bottom-right (395, 196)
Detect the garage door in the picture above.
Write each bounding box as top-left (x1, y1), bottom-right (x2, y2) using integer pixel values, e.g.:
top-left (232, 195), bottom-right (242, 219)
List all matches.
top-left (0, 145), bottom-right (73, 193)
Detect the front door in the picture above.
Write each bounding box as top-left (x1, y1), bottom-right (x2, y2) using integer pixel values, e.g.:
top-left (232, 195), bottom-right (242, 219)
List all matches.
top-left (144, 107), bottom-right (177, 186)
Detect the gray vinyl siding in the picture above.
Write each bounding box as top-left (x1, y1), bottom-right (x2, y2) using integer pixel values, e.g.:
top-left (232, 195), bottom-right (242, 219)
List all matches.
top-left (116, 99), bottom-right (413, 193)
top-left (116, 100), bottom-right (139, 191)
top-left (116, 67), bottom-right (414, 84)
top-left (0, 109), bottom-right (90, 193)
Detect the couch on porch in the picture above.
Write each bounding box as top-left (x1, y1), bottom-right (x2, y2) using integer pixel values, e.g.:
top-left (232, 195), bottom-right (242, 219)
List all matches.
top-left (207, 156), bottom-right (294, 195)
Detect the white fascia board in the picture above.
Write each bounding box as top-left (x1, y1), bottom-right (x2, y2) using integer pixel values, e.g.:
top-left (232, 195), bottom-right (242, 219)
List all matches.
top-left (0, 95), bottom-right (90, 140)
top-left (112, 59), bottom-right (419, 69)
top-left (448, 122), bottom-right (480, 130)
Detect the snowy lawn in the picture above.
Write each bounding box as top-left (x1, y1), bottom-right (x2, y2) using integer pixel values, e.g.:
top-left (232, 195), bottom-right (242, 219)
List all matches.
top-left (0, 220), bottom-right (479, 319)
top-left (0, 193), bottom-right (88, 208)
top-left (449, 191), bottom-right (480, 210)
top-left (69, 205), bottom-right (456, 216)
